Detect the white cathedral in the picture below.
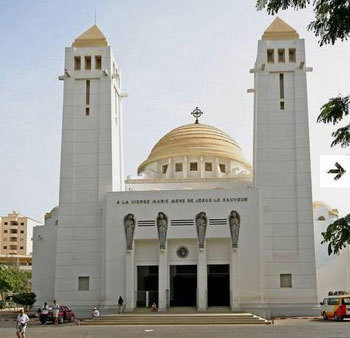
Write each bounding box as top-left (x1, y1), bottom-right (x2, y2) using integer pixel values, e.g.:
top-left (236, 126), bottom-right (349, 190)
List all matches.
top-left (32, 17), bottom-right (318, 318)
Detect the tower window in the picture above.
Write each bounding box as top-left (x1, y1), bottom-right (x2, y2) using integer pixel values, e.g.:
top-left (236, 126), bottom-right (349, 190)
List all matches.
top-left (162, 164), bottom-right (168, 174)
top-left (85, 107), bottom-right (90, 116)
top-left (86, 80), bottom-right (90, 105)
top-left (175, 163), bottom-right (183, 172)
top-left (280, 274), bottom-right (292, 288)
top-left (78, 276), bottom-right (90, 291)
top-left (85, 56), bottom-right (91, 70)
top-left (267, 49), bottom-right (274, 63)
top-left (20, 246), bottom-right (24, 250)
top-left (278, 49), bottom-right (285, 62)
top-left (20, 230), bottom-right (24, 234)
top-left (205, 162), bottom-right (212, 171)
top-left (4, 230), bottom-right (7, 233)
top-left (3, 246), bottom-right (7, 249)
top-left (190, 162), bottom-right (198, 171)
top-left (74, 56), bottom-right (81, 70)
top-left (289, 48), bottom-right (296, 62)
top-left (280, 101), bottom-right (285, 110)
top-left (95, 56), bottom-right (102, 69)
top-left (10, 245), bottom-right (17, 250)
top-left (4, 222), bottom-right (8, 225)
top-left (219, 164), bottom-right (226, 173)
top-left (279, 73), bottom-right (284, 99)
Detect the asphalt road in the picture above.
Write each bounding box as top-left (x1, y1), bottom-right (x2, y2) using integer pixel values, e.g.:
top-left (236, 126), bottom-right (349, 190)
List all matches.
top-left (1, 318), bottom-right (350, 338)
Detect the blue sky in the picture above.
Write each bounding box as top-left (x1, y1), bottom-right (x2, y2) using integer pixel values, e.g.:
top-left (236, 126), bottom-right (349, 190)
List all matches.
top-left (0, 0), bottom-right (349, 221)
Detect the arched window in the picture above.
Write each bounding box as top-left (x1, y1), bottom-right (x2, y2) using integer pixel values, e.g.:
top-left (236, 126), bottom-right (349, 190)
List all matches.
top-left (317, 216), bottom-right (326, 221)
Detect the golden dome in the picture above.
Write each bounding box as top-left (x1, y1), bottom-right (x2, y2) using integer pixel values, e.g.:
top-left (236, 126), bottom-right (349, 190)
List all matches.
top-left (137, 123), bottom-right (250, 174)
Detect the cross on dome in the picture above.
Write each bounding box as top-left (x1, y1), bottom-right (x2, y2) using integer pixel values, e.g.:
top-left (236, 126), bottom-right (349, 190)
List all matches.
top-left (191, 107), bottom-right (203, 124)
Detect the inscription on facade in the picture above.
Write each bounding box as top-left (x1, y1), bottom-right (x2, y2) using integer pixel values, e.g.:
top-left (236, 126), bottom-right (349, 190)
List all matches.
top-left (115, 197), bottom-right (248, 206)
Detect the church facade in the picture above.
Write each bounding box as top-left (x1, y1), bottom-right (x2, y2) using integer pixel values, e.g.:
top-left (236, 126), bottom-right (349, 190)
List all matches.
top-left (32, 18), bottom-right (317, 318)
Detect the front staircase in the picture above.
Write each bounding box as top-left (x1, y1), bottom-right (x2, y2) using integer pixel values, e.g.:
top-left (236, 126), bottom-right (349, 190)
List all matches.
top-left (81, 312), bottom-right (270, 325)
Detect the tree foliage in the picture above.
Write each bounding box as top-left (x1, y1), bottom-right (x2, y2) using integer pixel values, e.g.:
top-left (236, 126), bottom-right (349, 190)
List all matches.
top-left (12, 292), bottom-right (36, 309)
top-left (256, 0), bottom-right (350, 45)
top-left (317, 95), bottom-right (349, 125)
top-left (322, 214), bottom-right (350, 254)
top-left (317, 95), bottom-right (350, 147)
top-left (0, 264), bottom-right (31, 295)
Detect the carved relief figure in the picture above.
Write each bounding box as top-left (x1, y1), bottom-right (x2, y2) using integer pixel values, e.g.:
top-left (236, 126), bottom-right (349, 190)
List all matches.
top-left (124, 213), bottom-right (135, 250)
top-left (156, 212), bottom-right (168, 249)
top-left (229, 210), bottom-right (240, 248)
top-left (195, 212), bottom-right (207, 249)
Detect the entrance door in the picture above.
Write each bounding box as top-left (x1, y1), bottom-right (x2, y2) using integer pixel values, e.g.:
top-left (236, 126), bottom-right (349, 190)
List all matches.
top-left (170, 265), bottom-right (197, 306)
top-left (137, 266), bottom-right (158, 307)
top-left (207, 264), bottom-right (230, 306)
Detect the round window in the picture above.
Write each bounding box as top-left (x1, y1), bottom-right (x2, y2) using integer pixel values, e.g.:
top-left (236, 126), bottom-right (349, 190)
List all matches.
top-left (176, 246), bottom-right (189, 259)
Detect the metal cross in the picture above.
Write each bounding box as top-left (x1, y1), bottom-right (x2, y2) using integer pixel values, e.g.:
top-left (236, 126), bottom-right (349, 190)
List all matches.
top-left (191, 107), bottom-right (203, 124)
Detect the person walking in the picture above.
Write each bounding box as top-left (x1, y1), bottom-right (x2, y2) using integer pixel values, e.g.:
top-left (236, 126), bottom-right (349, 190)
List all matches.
top-left (16, 308), bottom-right (29, 338)
top-left (52, 300), bottom-right (60, 325)
top-left (117, 296), bottom-right (124, 314)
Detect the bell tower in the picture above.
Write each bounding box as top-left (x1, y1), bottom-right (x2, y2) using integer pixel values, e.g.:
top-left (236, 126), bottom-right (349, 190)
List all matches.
top-left (252, 18), bottom-right (317, 311)
top-left (54, 25), bottom-right (125, 305)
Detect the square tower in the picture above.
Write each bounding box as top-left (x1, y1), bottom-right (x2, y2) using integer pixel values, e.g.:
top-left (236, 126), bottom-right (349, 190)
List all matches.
top-left (252, 18), bottom-right (317, 314)
top-left (55, 25), bottom-right (124, 306)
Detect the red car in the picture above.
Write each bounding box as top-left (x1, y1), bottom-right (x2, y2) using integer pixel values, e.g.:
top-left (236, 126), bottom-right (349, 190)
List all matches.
top-left (39, 305), bottom-right (75, 324)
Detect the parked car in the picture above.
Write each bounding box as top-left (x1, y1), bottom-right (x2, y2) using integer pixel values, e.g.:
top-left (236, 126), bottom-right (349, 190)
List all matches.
top-left (39, 305), bottom-right (75, 324)
top-left (320, 295), bottom-right (350, 321)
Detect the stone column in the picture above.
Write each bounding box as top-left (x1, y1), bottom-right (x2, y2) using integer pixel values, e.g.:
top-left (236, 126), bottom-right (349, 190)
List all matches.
top-left (200, 155), bottom-right (205, 178)
top-left (158, 247), bottom-right (168, 311)
top-left (166, 158), bottom-right (172, 179)
top-left (183, 156), bottom-right (188, 179)
top-left (230, 248), bottom-right (239, 309)
top-left (125, 249), bottom-right (135, 311)
top-left (197, 247), bottom-right (207, 311)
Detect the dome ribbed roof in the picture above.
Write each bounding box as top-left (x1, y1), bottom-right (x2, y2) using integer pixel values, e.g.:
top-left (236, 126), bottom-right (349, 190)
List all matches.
top-left (137, 123), bottom-right (250, 174)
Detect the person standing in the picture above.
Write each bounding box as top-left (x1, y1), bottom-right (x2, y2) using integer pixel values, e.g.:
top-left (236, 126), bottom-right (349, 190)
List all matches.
top-left (52, 300), bottom-right (60, 325)
top-left (16, 308), bottom-right (29, 338)
top-left (39, 302), bottom-right (49, 324)
top-left (117, 296), bottom-right (124, 314)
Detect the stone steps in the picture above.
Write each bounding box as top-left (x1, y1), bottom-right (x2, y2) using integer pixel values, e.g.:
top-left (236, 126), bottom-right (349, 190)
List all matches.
top-left (82, 312), bottom-right (271, 325)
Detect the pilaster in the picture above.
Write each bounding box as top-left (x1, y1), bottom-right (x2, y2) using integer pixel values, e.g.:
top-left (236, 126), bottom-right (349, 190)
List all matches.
top-left (158, 247), bottom-right (168, 311)
top-left (197, 247), bottom-right (207, 311)
top-left (125, 249), bottom-right (135, 311)
top-left (230, 248), bottom-right (239, 309)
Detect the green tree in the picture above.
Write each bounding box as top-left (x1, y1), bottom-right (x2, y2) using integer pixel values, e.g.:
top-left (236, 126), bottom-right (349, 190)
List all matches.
top-left (0, 264), bottom-right (31, 301)
top-left (12, 292), bottom-right (36, 310)
top-left (257, 0), bottom-right (350, 255)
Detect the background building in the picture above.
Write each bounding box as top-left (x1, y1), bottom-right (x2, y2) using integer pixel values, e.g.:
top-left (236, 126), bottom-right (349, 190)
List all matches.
top-left (0, 211), bottom-right (41, 270)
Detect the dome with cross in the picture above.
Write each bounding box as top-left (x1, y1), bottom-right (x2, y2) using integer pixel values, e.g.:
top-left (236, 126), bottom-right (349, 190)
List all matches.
top-left (137, 108), bottom-right (251, 179)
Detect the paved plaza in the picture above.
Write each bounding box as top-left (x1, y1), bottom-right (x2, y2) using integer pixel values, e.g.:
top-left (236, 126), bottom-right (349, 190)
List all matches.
top-left (1, 318), bottom-right (350, 338)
